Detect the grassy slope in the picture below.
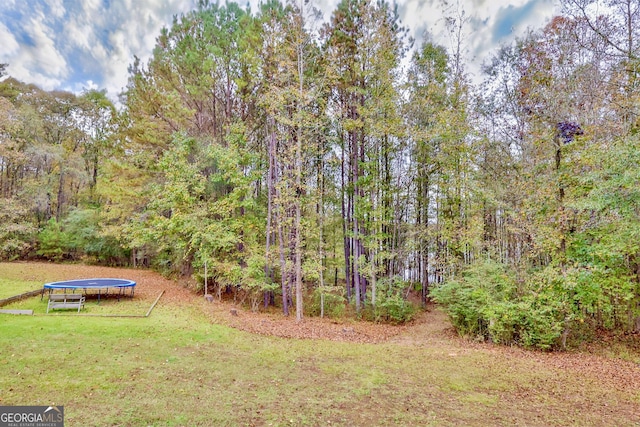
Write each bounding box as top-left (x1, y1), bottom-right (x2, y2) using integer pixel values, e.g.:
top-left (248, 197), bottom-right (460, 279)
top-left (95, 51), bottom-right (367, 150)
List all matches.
top-left (1, 264), bottom-right (639, 426)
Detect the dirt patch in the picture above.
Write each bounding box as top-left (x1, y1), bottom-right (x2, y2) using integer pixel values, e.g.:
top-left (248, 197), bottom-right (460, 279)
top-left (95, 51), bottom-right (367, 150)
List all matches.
top-left (204, 300), bottom-right (411, 344)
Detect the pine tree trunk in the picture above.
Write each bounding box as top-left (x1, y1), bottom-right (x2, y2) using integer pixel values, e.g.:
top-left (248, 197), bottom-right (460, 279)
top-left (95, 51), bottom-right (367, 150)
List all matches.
top-left (341, 130), bottom-right (352, 301)
top-left (265, 121), bottom-right (276, 308)
top-left (294, 7), bottom-right (304, 323)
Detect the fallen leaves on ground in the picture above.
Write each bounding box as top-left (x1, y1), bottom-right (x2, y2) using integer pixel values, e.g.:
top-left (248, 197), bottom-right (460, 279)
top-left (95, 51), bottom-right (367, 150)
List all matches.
top-left (8, 261), bottom-right (640, 395)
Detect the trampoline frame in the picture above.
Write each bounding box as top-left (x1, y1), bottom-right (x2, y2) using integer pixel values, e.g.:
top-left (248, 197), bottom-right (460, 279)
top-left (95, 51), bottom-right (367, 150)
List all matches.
top-left (41, 278), bottom-right (136, 302)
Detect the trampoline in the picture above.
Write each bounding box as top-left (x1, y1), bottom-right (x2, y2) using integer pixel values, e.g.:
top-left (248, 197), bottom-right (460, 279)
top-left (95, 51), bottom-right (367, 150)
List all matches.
top-left (42, 278), bottom-right (136, 301)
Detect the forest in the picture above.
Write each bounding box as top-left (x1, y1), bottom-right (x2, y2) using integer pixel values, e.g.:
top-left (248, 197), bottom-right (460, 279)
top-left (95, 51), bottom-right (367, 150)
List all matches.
top-left (1, 0), bottom-right (639, 349)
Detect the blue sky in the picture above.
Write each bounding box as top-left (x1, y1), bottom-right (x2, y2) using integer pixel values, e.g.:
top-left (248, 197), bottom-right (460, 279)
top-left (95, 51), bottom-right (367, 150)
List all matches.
top-left (0, 0), bottom-right (558, 101)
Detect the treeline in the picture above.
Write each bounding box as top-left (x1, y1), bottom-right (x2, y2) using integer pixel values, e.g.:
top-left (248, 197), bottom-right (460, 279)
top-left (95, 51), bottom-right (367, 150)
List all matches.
top-left (1, 0), bottom-right (639, 347)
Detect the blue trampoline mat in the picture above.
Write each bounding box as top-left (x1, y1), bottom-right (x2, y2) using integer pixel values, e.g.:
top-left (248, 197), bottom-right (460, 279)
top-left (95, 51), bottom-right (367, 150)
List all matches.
top-left (43, 278), bottom-right (136, 289)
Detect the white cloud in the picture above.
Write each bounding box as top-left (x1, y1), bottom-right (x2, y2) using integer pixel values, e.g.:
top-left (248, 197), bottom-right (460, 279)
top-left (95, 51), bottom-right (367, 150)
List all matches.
top-left (24, 13), bottom-right (68, 78)
top-left (96, 0), bottom-right (197, 98)
top-left (44, 0), bottom-right (65, 19)
top-left (468, 0), bottom-right (557, 76)
top-left (1, 0), bottom-right (17, 9)
top-left (65, 18), bottom-right (92, 51)
top-left (398, 0), bottom-right (558, 81)
top-left (1, 11), bottom-right (68, 90)
top-left (0, 22), bottom-right (20, 59)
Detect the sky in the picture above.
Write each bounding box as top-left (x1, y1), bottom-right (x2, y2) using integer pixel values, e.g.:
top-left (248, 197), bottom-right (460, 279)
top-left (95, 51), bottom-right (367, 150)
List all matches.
top-left (0, 0), bottom-right (559, 102)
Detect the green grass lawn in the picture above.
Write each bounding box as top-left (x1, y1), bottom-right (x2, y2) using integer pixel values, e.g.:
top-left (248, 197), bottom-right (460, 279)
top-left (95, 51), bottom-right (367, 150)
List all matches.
top-left (1, 265), bottom-right (640, 426)
top-left (0, 278), bottom-right (42, 299)
top-left (2, 292), bottom-right (153, 316)
top-left (0, 262), bottom-right (67, 299)
top-left (0, 263), bottom-right (153, 316)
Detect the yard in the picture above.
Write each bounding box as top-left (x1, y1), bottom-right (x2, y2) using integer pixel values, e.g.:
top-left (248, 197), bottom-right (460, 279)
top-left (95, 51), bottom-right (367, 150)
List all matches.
top-left (0, 262), bottom-right (639, 426)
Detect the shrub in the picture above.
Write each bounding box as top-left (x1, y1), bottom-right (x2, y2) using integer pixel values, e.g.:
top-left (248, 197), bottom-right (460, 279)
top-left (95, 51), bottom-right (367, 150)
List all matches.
top-left (0, 198), bottom-right (37, 260)
top-left (307, 286), bottom-right (346, 319)
top-left (431, 260), bottom-right (517, 340)
top-left (431, 260), bottom-right (566, 349)
top-left (36, 209), bottom-right (128, 264)
top-left (36, 218), bottom-right (73, 261)
top-left (366, 277), bottom-right (417, 324)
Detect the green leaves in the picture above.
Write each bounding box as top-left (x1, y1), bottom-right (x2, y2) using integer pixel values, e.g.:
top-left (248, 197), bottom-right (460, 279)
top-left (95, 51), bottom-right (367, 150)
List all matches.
top-left (0, 197), bottom-right (36, 260)
top-left (431, 261), bottom-right (568, 349)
